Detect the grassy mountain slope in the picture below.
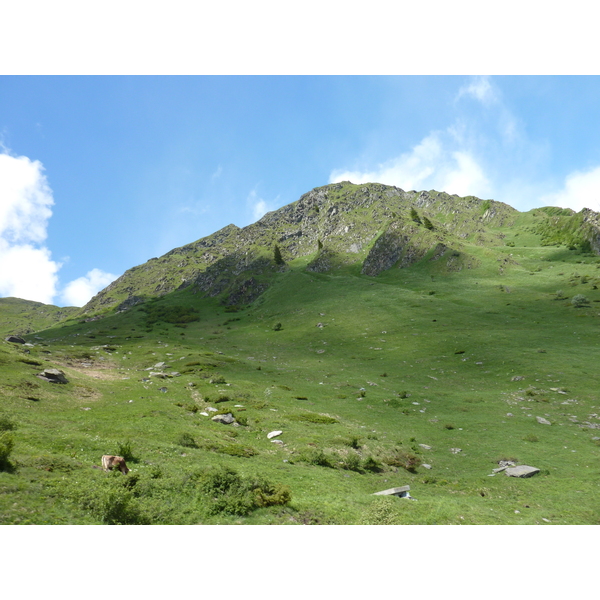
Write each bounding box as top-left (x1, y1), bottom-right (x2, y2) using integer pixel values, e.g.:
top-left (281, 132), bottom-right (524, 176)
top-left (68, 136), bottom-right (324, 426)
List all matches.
top-left (1, 183), bottom-right (600, 524)
top-left (0, 298), bottom-right (78, 338)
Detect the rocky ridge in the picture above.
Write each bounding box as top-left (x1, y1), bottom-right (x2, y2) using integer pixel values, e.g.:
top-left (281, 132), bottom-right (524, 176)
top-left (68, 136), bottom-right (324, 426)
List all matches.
top-left (78, 181), bottom-right (600, 314)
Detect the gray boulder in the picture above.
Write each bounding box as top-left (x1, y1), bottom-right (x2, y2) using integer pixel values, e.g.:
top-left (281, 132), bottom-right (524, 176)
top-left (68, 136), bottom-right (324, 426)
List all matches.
top-left (37, 368), bottom-right (68, 384)
top-left (212, 413), bottom-right (235, 425)
top-left (505, 465), bottom-right (540, 478)
top-left (5, 335), bottom-right (26, 344)
top-left (536, 416), bottom-right (551, 425)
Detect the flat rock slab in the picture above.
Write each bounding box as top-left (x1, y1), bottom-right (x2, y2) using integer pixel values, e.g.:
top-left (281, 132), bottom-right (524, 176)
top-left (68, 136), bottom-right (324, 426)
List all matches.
top-left (419, 444), bottom-right (432, 450)
top-left (505, 465), bottom-right (540, 478)
top-left (37, 368), bottom-right (68, 384)
top-left (267, 430), bottom-right (283, 439)
top-left (536, 416), bottom-right (551, 425)
top-left (373, 485), bottom-right (410, 496)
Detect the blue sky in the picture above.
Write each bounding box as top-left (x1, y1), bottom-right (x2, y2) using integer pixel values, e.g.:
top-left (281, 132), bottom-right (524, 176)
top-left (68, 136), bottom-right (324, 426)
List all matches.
top-left (2, 75), bottom-right (600, 306)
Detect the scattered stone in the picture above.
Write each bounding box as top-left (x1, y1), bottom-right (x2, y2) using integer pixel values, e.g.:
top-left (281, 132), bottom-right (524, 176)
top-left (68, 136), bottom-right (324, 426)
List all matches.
top-left (80, 407), bottom-right (91, 411)
top-left (498, 460), bottom-right (516, 467)
top-left (5, 335), bottom-right (25, 344)
top-left (506, 413), bottom-right (514, 417)
top-left (511, 376), bottom-right (525, 381)
top-left (154, 362), bottom-right (166, 368)
top-left (373, 485), bottom-right (413, 499)
top-left (271, 439), bottom-right (285, 445)
top-left (212, 413), bottom-right (235, 425)
top-left (234, 404), bottom-right (244, 408)
top-left (542, 518), bottom-right (550, 523)
top-left (199, 412), bottom-right (209, 416)
top-left (536, 416), bottom-right (551, 425)
top-left (316, 323), bottom-right (324, 328)
top-left (450, 448), bottom-right (462, 454)
top-left (159, 387), bottom-right (168, 393)
top-left (206, 407), bottom-right (218, 412)
top-left (267, 430), bottom-right (283, 439)
top-left (37, 368), bottom-right (68, 384)
top-left (422, 464), bottom-right (432, 469)
top-left (505, 465), bottom-right (540, 478)
top-left (149, 372), bottom-right (167, 378)
top-left (419, 444), bottom-right (432, 450)
top-left (170, 372), bottom-right (181, 377)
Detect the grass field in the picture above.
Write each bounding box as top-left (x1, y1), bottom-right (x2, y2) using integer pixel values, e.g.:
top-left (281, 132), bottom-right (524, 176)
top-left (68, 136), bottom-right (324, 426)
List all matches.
top-left (1, 207), bottom-right (600, 524)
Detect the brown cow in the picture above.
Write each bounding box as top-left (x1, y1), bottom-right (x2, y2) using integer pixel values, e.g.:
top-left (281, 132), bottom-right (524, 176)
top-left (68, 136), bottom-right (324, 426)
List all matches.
top-left (101, 455), bottom-right (130, 474)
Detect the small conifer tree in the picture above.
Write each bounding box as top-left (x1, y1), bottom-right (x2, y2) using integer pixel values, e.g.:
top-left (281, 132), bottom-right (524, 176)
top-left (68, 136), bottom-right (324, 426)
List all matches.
top-left (273, 244), bottom-right (284, 265)
top-left (410, 208), bottom-right (422, 224)
top-left (422, 216), bottom-right (434, 230)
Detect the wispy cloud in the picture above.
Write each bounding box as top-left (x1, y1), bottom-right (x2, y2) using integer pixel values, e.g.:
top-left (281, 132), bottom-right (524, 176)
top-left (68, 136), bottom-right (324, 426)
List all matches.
top-left (456, 75), bottom-right (497, 105)
top-left (247, 189), bottom-right (280, 223)
top-left (60, 268), bottom-right (118, 307)
top-left (211, 164), bottom-right (223, 179)
top-left (330, 131), bottom-right (492, 199)
top-left (0, 149), bottom-right (118, 306)
top-left (330, 77), bottom-right (587, 212)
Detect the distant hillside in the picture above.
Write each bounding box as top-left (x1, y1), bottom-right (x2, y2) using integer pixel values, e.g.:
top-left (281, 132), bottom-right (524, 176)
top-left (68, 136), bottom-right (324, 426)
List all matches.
top-left (0, 298), bottom-right (78, 337)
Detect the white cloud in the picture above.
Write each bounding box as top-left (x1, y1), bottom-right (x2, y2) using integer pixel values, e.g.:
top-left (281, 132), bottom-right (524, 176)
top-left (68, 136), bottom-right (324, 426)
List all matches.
top-left (60, 268), bottom-right (118, 307)
top-left (539, 165), bottom-right (600, 212)
top-left (0, 152), bottom-right (61, 303)
top-left (329, 132), bottom-right (491, 199)
top-left (456, 76), bottom-right (497, 105)
top-left (0, 149), bottom-right (117, 306)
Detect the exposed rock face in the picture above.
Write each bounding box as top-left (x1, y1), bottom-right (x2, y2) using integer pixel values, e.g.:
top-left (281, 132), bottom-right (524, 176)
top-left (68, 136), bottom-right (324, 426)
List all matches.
top-left (77, 182), bottom-right (524, 314)
top-left (5, 335), bottom-right (26, 344)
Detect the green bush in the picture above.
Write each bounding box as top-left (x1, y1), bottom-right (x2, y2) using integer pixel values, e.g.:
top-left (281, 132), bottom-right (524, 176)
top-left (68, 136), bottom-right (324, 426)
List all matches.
top-left (116, 440), bottom-right (136, 462)
top-left (0, 432), bottom-right (15, 471)
top-left (200, 467), bottom-right (291, 516)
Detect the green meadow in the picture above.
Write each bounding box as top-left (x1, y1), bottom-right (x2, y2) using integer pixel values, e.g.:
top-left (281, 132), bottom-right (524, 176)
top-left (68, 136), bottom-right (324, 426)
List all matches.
top-left (1, 201), bottom-right (600, 524)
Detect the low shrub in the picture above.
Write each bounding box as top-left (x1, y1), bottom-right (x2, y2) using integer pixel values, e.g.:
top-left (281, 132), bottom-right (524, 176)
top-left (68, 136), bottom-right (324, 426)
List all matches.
top-left (219, 444), bottom-right (257, 458)
top-left (382, 447), bottom-right (422, 473)
top-left (362, 456), bottom-right (383, 472)
top-left (0, 414), bottom-right (17, 432)
top-left (523, 434), bottom-right (539, 442)
top-left (298, 448), bottom-right (334, 468)
top-left (290, 413), bottom-right (338, 424)
top-left (177, 433), bottom-right (198, 448)
top-left (572, 294), bottom-right (590, 307)
top-left (200, 467), bottom-right (291, 516)
top-left (116, 440), bottom-right (136, 462)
